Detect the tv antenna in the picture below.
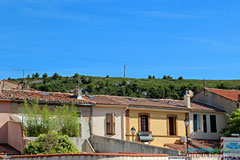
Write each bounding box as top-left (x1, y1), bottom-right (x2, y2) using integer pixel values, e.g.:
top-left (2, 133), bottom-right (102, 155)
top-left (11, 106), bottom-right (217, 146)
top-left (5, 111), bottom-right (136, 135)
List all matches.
top-left (14, 69), bottom-right (32, 79)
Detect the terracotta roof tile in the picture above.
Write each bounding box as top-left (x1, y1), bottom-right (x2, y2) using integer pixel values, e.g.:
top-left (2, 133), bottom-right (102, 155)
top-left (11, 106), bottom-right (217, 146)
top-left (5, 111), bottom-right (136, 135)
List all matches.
top-left (87, 95), bottom-right (224, 112)
top-left (205, 88), bottom-right (240, 102)
top-left (0, 144), bottom-right (20, 155)
top-left (164, 139), bottom-right (219, 154)
top-left (0, 90), bottom-right (95, 105)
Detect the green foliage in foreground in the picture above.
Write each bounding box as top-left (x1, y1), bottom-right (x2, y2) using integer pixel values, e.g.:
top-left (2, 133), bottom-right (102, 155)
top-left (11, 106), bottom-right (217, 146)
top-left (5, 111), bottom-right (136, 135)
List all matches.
top-left (24, 131), bottom-right (79, 155)
top-left (21, 100), bottom-right (80, 137)
top-left (12, 73), bottom-right (240, 100)
top-left (222, 108), bottom-right (240, 136)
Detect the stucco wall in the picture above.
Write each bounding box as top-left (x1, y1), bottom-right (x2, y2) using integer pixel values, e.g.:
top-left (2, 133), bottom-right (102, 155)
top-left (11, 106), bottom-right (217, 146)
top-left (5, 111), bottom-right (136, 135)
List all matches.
top-left (5, 153), bottom-right (169, 160)
top-left (92, 105), bottom-right (126, 139)
top-left (90, 135), bottom-right (179, 156)
top-left (7, 121), bottom-right (24, 153)
top-left (193, 89), bottom-right (238, 115)
top-left (127, 109), bottom-right (187, 147)
top-left (189, 112), bottom-right (225, 140)
top-left (0, 101), bottom-right (11, 143)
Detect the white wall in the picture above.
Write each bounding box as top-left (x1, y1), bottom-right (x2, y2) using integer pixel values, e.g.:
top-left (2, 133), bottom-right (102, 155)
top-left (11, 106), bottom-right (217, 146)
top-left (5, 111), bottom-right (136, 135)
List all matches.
top-left (189, 112), bottom-right (225, 140)
top-left (92, 105), bottom-right (126, 139)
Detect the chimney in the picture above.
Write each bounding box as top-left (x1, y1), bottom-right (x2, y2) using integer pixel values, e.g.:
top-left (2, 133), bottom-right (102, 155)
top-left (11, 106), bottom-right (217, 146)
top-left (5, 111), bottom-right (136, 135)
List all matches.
top-left (74, 84), bottom-right (82, 99)
top-left (184, 90), bottom-right (191, 108)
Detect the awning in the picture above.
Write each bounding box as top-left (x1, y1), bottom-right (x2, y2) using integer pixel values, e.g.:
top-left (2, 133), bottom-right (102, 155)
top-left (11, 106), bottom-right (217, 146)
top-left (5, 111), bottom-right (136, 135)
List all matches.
top-left (139, 133), bottom-right (153, 142)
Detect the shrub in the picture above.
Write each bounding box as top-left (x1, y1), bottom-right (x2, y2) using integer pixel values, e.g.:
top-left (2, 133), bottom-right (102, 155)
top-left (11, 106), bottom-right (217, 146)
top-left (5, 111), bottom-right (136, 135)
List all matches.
top-left (24, 131), bottom-right (79, 154)
top-left (55, 105), bottom-right (80, 137)
top-left (21, 100), bottom-right (80, 137)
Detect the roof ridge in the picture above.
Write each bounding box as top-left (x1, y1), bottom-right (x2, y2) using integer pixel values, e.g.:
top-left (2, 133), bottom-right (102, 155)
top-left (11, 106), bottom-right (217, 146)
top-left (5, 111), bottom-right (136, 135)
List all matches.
top-left (205, 87), bottom-right (240, 92)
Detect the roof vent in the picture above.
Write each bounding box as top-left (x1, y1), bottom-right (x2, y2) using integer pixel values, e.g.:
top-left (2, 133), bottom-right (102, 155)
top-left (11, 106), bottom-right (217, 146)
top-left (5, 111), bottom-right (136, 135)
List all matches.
top-left (126, 97), bottom-right (137, 101)
top-left (148, 99), bottom-right (157, 102)
top-left (87, 95), bottom-right (96, 98)
top-left (40, 92), bottom-right (50, 96)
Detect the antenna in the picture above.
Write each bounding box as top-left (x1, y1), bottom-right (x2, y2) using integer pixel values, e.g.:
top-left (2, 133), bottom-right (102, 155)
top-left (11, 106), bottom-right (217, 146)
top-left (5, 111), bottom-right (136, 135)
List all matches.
top-left (14, 69), bottom-right (26, 79)
top-left (14, 69), bottom-right (33, 79)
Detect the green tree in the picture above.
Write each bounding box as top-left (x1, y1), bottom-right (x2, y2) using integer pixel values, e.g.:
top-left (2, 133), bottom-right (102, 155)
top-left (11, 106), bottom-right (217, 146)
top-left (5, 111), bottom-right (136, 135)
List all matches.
top-left (148, 75), bottom-right (152, 79)
top-left (24, 131), bottom-right (79, 155)
top-left (73, 73), bottom-right (79, 79)
top-left (21, 100), bottom-right (56, 137)
top-left (52, 73), bottom-right (59, 80)
top-left (43, 73), bottom-right (48, 79)
top-left (21, 101), bottom-right (80, 137)
top-left (106, 75), bottom-right (109, 78)
top-left (55, 105), bottom-right (80, 137)
top-left (35, 72), bottom-right (40, 78)
top-left (178, 76), bottom-right (183, 80)
top-left (162, 75), bottom-right (167, 79)
top-left (222, 108), bottom-right (240, 136)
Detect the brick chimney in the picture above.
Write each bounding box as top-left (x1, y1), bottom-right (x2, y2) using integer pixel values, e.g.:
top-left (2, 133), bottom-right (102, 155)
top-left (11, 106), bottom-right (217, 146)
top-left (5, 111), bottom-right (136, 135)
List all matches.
top-left (73, 84), bottom-right (82, 99)
top-left (184, 90), bottom-right (191, 108)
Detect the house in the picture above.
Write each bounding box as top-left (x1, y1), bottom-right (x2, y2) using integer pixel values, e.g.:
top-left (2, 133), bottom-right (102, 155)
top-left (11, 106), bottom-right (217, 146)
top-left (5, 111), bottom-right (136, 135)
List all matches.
top-left (0, 89), bottom-right (95, 154)
top-left (192, 88), bottom-right (240, 115)
top-left (87, 91), bottom-right (225, 148)
top-left (0, 80), bottom-right (32, 91)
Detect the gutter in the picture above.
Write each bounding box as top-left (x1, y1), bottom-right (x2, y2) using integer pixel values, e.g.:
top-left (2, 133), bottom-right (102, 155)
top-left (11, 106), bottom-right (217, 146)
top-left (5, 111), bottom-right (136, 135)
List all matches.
top-left (121, 106), bottom-right (128, 140)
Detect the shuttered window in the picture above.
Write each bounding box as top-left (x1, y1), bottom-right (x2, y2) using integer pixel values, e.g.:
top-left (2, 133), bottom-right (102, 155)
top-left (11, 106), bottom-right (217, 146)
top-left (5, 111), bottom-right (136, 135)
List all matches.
top-left (106, 113), bottom-right (115, 135)
top-left (140, 115), bottom-right (149, 132)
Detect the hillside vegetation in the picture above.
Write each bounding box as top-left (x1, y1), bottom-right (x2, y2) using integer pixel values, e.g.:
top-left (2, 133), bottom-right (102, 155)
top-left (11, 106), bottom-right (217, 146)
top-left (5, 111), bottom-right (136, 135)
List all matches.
top-left (10, 73), bottom-right (240, 100)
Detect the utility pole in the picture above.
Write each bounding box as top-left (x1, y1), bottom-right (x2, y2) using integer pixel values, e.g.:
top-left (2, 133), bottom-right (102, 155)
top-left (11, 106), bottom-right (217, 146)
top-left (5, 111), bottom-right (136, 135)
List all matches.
top-left (124, 64), bottom-right (126, 81)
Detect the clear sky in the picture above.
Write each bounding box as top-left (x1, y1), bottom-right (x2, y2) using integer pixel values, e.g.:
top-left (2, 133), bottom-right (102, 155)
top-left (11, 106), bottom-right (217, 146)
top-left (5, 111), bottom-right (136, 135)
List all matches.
top-left (1, 0), bottom-right (240, 80)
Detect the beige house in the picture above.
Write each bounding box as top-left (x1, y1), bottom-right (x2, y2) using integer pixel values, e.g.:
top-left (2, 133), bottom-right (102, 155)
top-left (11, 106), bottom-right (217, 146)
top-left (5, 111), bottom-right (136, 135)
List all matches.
top-left (192, 88), bottom-right (240, 115)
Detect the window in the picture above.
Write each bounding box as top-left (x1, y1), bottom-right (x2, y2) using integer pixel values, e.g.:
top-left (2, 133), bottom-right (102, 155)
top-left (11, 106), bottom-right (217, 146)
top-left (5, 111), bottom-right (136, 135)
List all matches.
top-left (106, 113), bottom-right (115, 135)
top-left (193, 114), bottom-right (201, 132)
top-left (210, 115), bottom-right (217, 133)
top-left (203, 115), bottom-right (207, 133)
top-left (140, 115), bottom-right (149, 132)
top-left (168, 116), bottom-right (176, 136)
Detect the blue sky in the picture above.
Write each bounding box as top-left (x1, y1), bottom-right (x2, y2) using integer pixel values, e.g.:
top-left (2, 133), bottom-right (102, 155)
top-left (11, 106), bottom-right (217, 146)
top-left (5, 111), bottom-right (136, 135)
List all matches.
top-left (0, 0), bottom-right (240, 80)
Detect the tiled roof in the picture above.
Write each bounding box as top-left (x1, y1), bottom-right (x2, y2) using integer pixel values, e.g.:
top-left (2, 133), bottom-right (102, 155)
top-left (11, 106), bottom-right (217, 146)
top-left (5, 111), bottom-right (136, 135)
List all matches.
top-left (164, 140), bottom-right (219, 154)
top-left (0, 90), bottom-right (95, 105)
top-left (0, 144), bottom-right (20, 155)
top-left (87, 95), bottom-right (224, 112)
top-left (205, 88), bottom-right (240, 102)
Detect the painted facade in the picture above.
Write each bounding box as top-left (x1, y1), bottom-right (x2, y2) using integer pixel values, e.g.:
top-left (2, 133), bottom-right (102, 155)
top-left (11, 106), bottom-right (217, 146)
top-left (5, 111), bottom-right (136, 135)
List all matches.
top-left (189, 111), bottom-right (225, 140)
top-left (92, 105), bottom-right (127, 139)
top-left (126, 108), bottom-right (188, 147)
